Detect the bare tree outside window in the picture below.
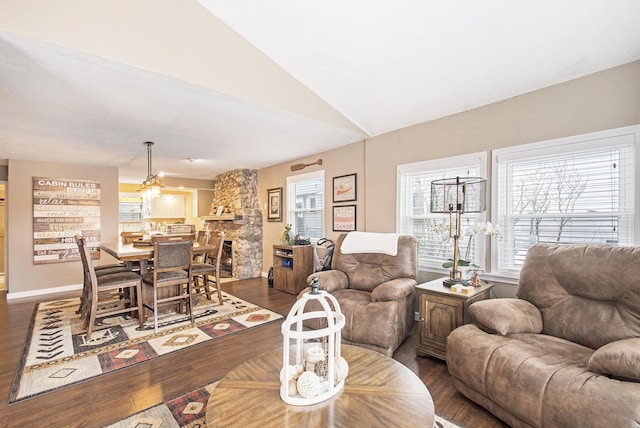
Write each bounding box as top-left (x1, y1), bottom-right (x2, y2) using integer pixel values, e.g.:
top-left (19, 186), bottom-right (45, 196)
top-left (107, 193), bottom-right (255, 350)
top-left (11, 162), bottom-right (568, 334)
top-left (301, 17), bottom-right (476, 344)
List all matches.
top-left (496, 133), bottom-right (635, 279)
top-left (512, 162), bottom-right (587, 243)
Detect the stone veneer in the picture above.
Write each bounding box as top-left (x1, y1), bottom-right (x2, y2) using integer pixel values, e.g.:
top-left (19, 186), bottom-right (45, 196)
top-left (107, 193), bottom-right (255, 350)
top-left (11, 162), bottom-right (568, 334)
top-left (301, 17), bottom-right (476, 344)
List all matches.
top-left (207, 169), bottom-right (263, 279)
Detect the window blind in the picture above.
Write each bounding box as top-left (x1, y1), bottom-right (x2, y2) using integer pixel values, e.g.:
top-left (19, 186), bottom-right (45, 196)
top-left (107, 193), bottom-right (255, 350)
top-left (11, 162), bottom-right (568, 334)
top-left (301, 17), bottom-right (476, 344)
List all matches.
top-left (493, 131), bottom-right (636, 278)
top-left (397, 153), bottom-right (486, 270)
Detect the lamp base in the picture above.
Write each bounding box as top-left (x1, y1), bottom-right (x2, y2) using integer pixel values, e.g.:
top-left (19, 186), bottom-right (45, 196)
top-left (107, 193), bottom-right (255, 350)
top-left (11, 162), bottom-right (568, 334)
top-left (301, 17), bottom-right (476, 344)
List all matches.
top-left (442, 278), bottom-right (467, 288)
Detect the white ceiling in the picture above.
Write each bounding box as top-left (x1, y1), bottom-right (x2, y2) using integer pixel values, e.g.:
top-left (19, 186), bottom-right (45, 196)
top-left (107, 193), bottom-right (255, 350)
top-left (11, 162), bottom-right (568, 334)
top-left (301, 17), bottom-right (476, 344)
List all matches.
top-left (1, 0), bottom-right (639, 183)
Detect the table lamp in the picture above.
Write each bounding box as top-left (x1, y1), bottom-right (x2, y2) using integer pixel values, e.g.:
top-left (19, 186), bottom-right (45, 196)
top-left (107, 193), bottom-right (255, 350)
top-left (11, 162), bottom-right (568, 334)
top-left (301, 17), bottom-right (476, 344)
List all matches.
top-left (430, 176), bottom-right (487, 287)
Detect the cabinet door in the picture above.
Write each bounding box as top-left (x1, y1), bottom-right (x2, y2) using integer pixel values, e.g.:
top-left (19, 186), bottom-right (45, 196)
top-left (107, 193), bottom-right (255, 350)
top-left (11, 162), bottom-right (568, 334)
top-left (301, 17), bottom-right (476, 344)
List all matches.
top-left (145, 195), bottom-right (186, 218)
top-left (166, 195), bottom-right (185, 217)
top-left (150, 197), bottom-right (167, 217)
top-left (273, 266), bottom-right (294, 294)
top-left (420, 293), bottom-right (463, 354)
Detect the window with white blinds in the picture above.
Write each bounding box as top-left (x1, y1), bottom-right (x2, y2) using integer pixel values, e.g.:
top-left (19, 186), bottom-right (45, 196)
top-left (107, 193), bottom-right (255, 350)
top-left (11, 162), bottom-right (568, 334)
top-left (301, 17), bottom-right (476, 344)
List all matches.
top-left (397, 153), bottom-right (487, 270)
top-left (287, 170), bottom-right (324, 242)
top-left (492, 126), bottom-right (639, 278)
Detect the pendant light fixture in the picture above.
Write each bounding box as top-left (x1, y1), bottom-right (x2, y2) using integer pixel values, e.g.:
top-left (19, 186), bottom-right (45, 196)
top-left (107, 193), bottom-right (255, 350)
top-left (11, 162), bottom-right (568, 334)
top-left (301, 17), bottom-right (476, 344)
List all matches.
top-left (140, 141), bottom-right (163, 200)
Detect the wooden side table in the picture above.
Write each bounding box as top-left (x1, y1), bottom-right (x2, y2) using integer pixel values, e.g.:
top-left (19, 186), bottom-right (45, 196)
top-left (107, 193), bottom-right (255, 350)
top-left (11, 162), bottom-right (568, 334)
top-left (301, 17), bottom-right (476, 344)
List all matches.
top-left (416, 277), bottom-right (494, 360)
top-left (206, 345), bottom-right (435, 427)
top-left (272, 245), bottom-right (314, 294)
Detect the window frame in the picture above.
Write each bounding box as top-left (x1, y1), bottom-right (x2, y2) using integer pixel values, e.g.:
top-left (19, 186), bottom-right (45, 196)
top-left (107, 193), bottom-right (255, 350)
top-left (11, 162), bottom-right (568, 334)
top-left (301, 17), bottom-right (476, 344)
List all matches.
top-left (396, 152), bottom-right (488, 273)
top-left (286, 170), bottom-right (325, 243)
top-left (491, 125), bottom-right (640, 279)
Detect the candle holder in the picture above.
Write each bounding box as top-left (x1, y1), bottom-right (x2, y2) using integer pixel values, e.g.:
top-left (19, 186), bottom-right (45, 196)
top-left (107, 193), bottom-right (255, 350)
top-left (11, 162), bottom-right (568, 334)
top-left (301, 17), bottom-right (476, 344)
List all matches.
top-left (280, 277), bottom-right (348, 405)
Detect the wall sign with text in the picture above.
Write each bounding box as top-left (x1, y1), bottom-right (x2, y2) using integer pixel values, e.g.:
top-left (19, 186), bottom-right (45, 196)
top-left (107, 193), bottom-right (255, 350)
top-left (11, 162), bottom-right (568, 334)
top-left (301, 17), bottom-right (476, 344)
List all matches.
top-left (33, 177), bottom-right (101, 264)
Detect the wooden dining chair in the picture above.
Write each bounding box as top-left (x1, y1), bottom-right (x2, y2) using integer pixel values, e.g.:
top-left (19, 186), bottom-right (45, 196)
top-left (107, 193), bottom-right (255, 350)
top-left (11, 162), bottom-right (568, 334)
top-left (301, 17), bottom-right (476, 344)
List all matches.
top-left (74, 235), bottom-right (130, 316)
top-left (193, 230), bottom-right (210, 263)
top-left (141, 239), bottom-right (194, 333)
top-left (76, 235), bottom-right (143, 339)
top-left (191, 231), bottom-right (225, 303)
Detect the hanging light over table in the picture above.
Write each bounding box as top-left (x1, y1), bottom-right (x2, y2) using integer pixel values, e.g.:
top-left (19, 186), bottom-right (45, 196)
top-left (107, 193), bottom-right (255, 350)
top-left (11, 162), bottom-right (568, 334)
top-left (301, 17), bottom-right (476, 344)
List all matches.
top-left (140, 141), bottom-right (163, 200)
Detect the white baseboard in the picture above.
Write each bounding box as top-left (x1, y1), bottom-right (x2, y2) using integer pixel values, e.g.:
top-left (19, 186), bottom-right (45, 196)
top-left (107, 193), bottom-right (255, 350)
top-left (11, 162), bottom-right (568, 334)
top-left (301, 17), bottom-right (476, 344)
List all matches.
top-left (7, 283), bottom-right (83, 300)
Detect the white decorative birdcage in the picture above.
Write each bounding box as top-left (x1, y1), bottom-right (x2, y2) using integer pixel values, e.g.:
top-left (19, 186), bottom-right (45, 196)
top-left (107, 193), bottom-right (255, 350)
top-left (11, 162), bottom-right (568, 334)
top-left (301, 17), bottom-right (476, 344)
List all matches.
top-left (280, 277), bottom-right (348, 405)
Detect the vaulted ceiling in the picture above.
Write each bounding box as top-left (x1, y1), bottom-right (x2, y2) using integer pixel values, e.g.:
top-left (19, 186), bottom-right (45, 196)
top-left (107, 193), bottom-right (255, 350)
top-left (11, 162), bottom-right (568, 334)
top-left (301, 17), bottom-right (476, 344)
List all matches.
top-left (1, 0), bottom-right (639, 182)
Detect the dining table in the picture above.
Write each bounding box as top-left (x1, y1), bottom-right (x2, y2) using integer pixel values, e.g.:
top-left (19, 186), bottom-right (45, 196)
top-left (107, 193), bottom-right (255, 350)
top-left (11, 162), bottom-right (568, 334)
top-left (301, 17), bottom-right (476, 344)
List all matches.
top-left (100, 240), bottom-right (217, 273)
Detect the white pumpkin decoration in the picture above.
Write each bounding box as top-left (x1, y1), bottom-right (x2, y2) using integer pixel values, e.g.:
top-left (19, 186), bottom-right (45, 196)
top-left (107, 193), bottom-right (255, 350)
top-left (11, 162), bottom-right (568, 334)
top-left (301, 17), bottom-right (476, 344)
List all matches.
top-left (297, 371), bottom-right (320, 398)
top-left (334, 356), bottom-right (349, 383)
top-left (288, 378), bottom-right (298, 396)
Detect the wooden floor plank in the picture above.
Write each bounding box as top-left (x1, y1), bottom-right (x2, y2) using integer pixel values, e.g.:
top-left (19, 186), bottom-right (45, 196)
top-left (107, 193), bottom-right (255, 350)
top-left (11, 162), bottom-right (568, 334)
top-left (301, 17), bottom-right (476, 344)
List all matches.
top-left (0, 278), bottom-right (507, 427)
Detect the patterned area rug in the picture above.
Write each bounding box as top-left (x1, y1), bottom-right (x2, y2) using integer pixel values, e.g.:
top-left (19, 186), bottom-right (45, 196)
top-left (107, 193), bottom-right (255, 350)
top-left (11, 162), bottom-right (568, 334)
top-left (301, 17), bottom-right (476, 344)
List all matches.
top-left (107, 380), bottom-right (463, 428)
top-left (9, 292), bottom-right (282, 403)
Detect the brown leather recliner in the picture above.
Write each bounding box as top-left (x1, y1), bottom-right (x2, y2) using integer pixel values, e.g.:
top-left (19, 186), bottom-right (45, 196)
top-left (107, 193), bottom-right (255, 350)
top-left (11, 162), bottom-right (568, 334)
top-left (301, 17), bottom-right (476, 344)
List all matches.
top-left (302, 233), bottom-right (418, 356)
top-left (447, 243), bottom-right (640, 427)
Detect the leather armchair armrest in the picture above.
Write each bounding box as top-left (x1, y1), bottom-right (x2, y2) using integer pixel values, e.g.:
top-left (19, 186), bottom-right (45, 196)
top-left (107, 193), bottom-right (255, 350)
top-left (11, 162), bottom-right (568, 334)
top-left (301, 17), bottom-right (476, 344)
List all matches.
top-left (371, 278), bottom-right (417, 302)
top-left (305, 270), bottom-right (349, 293)
top-left (588, 338), bottom-right (640, 382)
top-left (469, 298), bottom-right (543, 335)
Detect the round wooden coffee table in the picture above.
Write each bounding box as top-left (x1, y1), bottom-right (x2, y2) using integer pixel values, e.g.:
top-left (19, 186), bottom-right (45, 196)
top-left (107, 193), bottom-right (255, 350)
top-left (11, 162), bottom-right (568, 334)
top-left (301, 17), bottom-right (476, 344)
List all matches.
top-left (206, 344), bottom-right (435, 427)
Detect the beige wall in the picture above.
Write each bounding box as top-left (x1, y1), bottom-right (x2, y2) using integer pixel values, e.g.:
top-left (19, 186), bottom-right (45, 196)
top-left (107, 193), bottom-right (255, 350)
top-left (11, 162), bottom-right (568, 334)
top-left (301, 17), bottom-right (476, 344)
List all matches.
top-left (258, 61), bottom-right (640, 296)
top-left (7, 159), bottom-right (120, 296)
top-left (258, 141), bottom-right (366, 274)
top-left (365, 60), bottom-right (640, 232)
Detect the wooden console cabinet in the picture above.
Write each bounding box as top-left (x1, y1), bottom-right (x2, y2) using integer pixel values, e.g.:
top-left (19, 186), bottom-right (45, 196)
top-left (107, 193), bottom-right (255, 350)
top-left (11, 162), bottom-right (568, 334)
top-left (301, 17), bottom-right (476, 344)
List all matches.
top-left (272, 245), bottom-right (314, 295)
top-left (416, 277), bottom-right (494, 360)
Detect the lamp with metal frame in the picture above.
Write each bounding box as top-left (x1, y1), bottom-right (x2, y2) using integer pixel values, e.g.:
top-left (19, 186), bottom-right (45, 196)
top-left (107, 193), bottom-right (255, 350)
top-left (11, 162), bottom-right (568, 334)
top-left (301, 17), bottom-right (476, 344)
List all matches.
top-left (430, 176), bottom-right (487, 287)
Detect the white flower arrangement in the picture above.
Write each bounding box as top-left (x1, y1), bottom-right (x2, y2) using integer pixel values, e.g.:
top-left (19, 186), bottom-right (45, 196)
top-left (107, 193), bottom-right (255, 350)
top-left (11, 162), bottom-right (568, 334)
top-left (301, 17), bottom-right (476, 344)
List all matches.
top-left (433, 221), bottom-right (502, 270)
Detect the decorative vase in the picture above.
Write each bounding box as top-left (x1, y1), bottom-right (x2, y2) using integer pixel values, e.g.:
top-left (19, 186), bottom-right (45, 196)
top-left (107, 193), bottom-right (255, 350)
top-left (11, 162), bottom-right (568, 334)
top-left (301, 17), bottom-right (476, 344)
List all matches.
top-left (281, 225), bottom-right (294, 245)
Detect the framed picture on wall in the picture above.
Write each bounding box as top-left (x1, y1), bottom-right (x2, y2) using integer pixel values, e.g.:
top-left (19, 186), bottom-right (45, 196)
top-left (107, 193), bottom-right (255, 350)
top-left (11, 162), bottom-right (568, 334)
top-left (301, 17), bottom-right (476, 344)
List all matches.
top-left (267, 187), bottom-right (283, 222)
top-left (333, 205), bottom-right (356, 231)
top-left (333, 173), bottom-right (357, 203)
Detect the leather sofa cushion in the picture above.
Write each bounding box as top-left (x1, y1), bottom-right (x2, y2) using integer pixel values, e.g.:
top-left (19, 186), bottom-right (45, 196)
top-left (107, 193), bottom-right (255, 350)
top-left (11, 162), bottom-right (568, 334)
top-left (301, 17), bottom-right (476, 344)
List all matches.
top-left (447, 324), bottom-right (626, 427)
top-left (588, 338), bottom-right (640, 381)
top-left (517, 244), bottom-right (640, 349)
top-left (332, 234), bottom-right (417, 292)
top-left (333, 289), bottom-right (406, 350)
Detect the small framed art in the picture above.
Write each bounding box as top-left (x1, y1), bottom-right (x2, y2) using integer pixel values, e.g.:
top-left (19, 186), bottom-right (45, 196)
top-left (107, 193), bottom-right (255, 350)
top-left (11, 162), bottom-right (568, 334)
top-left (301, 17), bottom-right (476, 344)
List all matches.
top-left (333, 205), bottom-right (357, 231)
top-left (333, 173), bottom-right (357, 203)
top-left (267, 187), bottom-right (283, 222)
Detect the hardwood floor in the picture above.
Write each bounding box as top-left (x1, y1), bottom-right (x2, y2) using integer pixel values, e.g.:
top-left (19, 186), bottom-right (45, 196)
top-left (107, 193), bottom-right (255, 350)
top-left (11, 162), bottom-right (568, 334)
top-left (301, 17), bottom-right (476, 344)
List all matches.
top-left (0, 278), bottom-right (507, 427)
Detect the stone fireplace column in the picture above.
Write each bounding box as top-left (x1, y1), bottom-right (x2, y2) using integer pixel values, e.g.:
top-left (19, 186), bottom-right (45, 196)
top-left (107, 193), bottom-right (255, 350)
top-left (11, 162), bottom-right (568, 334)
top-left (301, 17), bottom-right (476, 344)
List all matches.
top-left (207, 169), bottom-right (263, 279)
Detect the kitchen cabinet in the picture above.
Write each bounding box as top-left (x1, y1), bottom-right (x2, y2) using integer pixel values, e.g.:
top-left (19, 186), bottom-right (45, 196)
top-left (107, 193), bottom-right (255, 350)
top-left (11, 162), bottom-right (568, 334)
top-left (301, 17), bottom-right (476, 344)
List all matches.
top-left (144, 195), bottom-right (186, 219)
